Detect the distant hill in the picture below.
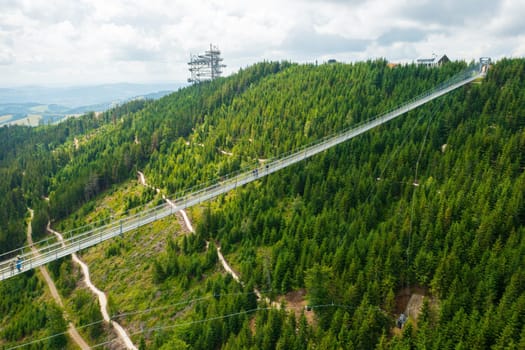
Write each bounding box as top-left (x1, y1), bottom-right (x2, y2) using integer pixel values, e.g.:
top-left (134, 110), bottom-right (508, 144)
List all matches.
top-left (0, 83), bottom-right (182, 106)
top-left (0, 83), bottom-right (181, 126)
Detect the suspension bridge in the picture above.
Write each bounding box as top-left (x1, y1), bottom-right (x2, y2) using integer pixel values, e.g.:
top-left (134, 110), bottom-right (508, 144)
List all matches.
top-left (0, 63), bottom-right (488, 281)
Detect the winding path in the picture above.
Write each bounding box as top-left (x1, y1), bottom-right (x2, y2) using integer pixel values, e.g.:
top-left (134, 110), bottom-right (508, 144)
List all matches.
top-left (26, 210), bottom-right (90, 350)
top-left (138, 171), bottom-right (193, 235)
top-left (216, 246), bottom-right (241, 283)
top-left (214, 244), bottom-right (277, 307)
top-left (47, 224), bottom-right (137, 350)
top-left (145, 175), bottom-right (274, 306)
top-left (139, 172), bottom-right (275, 306)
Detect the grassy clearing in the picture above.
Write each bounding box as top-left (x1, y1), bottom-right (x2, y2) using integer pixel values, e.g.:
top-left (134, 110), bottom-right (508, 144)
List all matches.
top-left (49, 179), bottom-right (239, 346)
top-left (46, 179), bottom-right (168, 345)
top-left (79, 214), bottom-right (231, 346)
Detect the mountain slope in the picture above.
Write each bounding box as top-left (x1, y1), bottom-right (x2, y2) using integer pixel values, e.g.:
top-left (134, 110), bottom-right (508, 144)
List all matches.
top-left (1, 59), bottom-right (524, 349)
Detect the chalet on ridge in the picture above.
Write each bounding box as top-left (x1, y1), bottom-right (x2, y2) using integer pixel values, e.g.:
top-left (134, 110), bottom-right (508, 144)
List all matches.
top-left (416, 54), bottom-right (450, 67)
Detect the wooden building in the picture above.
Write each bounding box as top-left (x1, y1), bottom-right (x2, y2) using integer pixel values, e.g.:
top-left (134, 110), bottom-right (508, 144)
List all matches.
top-left (417, 54), bottom-right (450, 67)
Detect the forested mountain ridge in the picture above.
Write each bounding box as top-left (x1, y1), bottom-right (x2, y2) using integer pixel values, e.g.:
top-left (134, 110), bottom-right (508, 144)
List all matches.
top-left (1, 58), bottom-right (524, 349)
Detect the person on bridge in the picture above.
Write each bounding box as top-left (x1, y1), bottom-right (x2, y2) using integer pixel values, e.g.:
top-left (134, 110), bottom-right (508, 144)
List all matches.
top-left (16, 255), bottom-right (22, 272)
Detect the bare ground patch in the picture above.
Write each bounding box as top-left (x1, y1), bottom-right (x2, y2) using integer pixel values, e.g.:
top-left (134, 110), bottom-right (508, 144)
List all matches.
top-left (392, 286), bottom-right (438, 335)
top-left (276, 289), bottom-right (315, 326)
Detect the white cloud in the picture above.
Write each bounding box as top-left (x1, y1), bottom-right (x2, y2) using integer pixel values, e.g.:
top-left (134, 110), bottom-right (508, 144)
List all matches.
top-left (0, 0), bottom-right (523, 86)
top-left (0, 50), bottom-right (14, 65)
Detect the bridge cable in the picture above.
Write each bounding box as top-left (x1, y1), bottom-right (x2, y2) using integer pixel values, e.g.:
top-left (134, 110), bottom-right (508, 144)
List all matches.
top-left (90, 302), bottom-right (386, 349)
top-left (4, 289), bottom-right (266, 350)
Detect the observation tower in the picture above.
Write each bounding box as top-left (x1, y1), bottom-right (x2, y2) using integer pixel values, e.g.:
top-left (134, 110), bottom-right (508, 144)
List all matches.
top-left (188, 44), bottom-right (226, 83)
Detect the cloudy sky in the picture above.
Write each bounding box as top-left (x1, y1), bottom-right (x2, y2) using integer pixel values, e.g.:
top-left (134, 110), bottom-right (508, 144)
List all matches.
top-left (0, 0), bottom-right (524, 87)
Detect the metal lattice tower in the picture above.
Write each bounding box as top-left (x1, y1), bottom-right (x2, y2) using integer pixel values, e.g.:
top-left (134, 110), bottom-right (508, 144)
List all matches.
top-left (188, 44), bottom-right (226, 83)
